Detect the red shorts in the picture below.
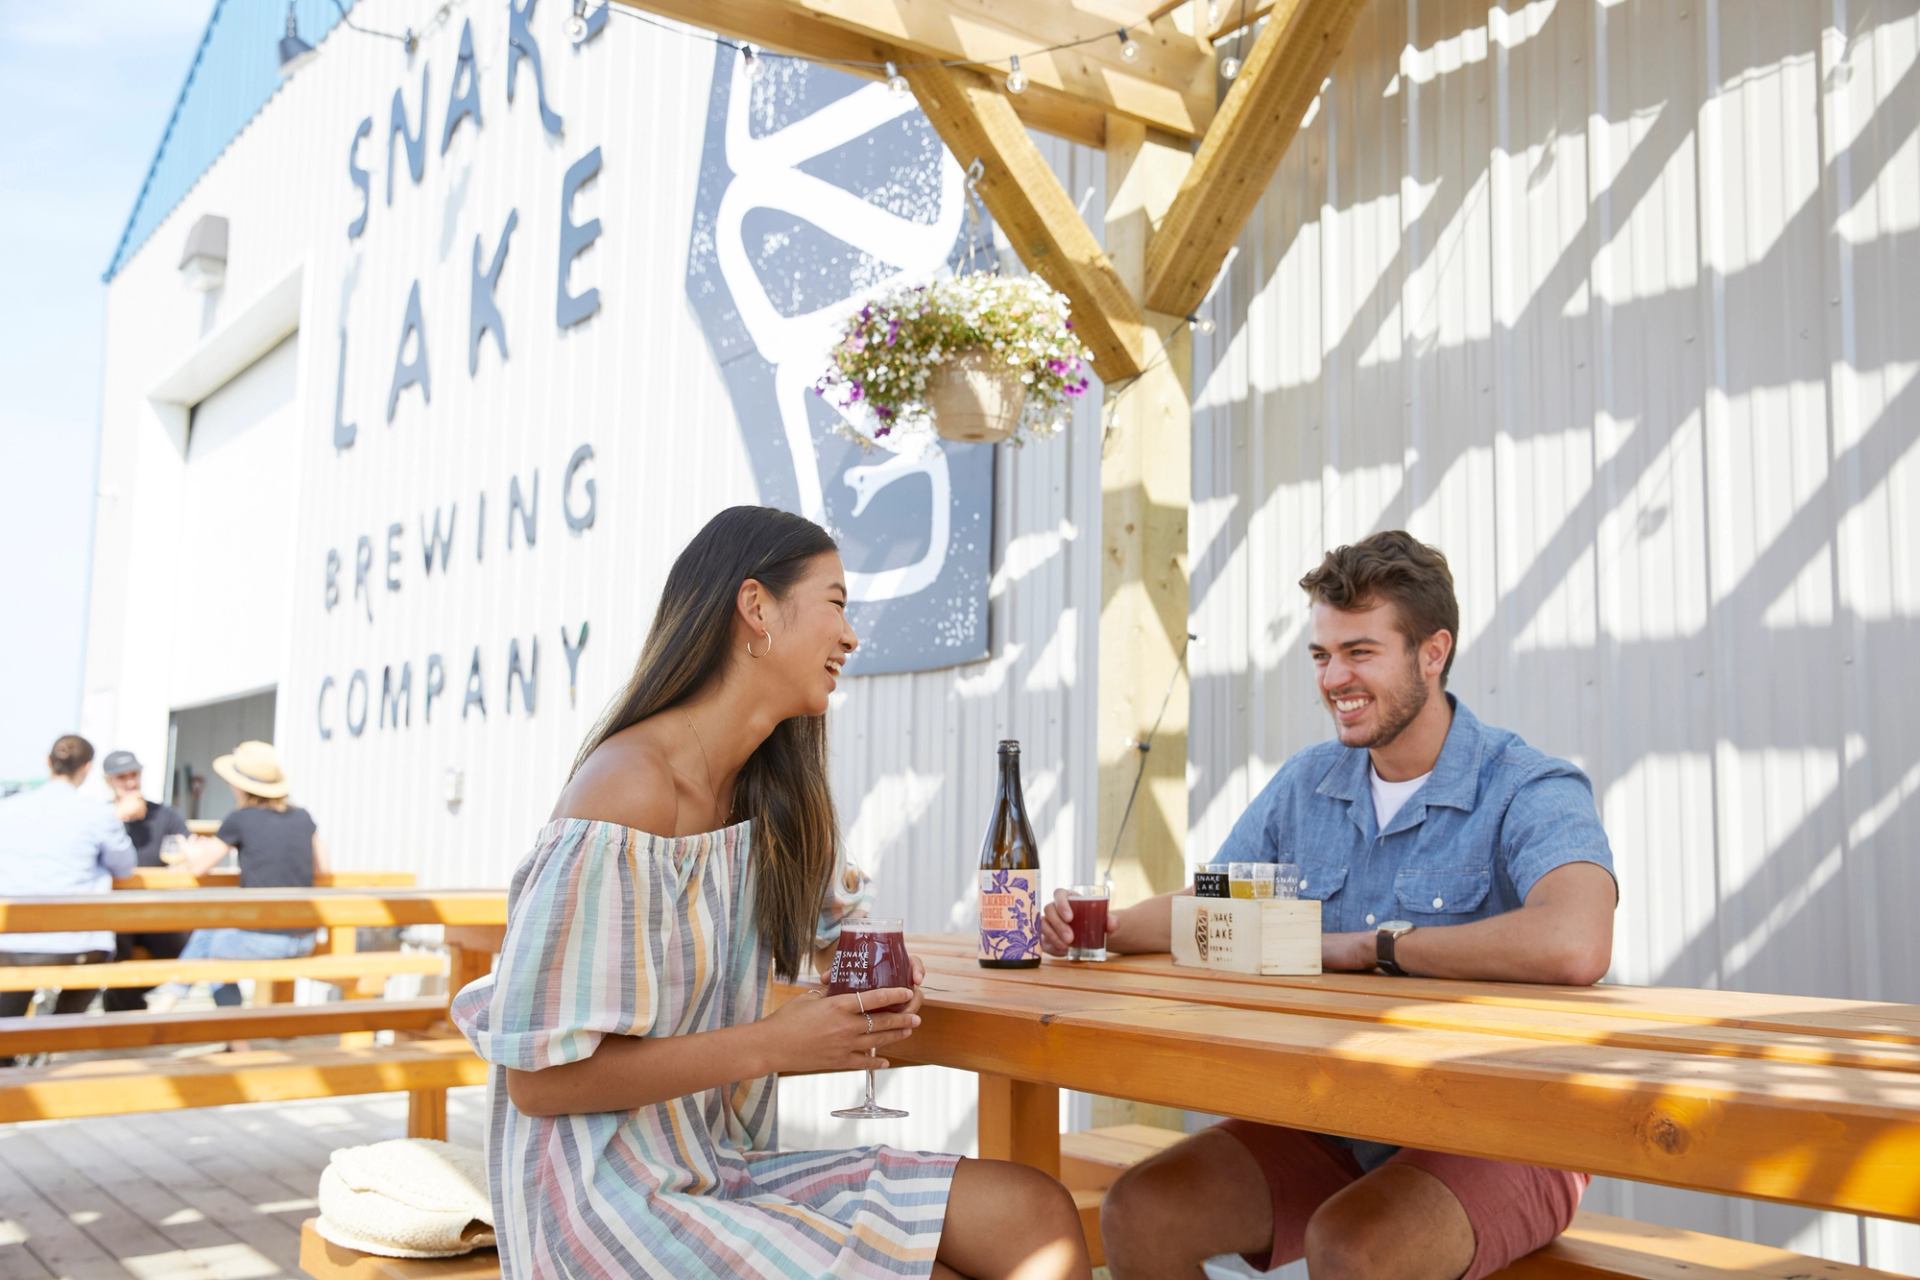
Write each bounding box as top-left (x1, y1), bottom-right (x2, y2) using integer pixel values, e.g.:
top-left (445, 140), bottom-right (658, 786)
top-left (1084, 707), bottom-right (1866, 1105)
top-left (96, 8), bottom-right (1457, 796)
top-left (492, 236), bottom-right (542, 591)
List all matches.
top-left (1217, 1121), bottom-right (1589, 1280)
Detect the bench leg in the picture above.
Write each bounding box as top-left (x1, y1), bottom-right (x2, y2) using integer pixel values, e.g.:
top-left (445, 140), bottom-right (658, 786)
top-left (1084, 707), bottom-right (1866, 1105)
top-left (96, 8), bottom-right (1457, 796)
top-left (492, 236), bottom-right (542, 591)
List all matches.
top-left (408, 1089), bottom-right (448, 1140)
top-left (977, 1073), bottom-right (1060, 1179)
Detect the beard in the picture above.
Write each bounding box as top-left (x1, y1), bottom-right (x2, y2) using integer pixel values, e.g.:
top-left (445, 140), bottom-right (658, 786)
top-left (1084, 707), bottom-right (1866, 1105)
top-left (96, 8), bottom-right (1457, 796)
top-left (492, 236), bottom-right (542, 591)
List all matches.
top-left (1329, 650), bottom-right (1429, 750)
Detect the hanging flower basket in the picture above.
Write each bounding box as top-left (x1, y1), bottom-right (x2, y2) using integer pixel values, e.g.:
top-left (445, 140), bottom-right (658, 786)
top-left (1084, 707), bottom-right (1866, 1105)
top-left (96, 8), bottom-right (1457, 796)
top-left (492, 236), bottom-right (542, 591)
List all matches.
top-left (815, 272), bottom-right (1094, 447)
top-left (925, 349), bottom-right (1027, 443)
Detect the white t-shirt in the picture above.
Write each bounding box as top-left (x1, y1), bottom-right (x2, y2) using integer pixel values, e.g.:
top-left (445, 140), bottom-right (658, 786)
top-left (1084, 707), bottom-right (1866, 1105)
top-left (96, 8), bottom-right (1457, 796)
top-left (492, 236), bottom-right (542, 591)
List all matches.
top-left (1371, 763), bottom-right (1432, 832)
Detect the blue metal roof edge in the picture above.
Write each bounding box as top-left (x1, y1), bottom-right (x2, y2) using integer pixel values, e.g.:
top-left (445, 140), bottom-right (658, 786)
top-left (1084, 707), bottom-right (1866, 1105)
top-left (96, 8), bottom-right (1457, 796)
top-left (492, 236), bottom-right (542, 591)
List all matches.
top-left (102, 0), bottom-right (225, 283)
top-left (102, 0), bottom-right (356, 284)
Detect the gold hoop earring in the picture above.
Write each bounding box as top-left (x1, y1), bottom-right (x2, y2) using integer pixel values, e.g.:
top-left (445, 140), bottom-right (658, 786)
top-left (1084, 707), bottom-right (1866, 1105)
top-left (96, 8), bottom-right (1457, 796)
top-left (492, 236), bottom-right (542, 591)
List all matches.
top-left (746, 629), bottom-right (773, 659)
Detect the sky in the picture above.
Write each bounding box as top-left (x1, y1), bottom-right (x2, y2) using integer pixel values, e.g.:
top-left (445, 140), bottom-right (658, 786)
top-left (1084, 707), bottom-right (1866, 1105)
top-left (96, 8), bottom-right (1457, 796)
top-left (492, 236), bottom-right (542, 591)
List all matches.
top-left (0, 2), bottom-right (211, 781)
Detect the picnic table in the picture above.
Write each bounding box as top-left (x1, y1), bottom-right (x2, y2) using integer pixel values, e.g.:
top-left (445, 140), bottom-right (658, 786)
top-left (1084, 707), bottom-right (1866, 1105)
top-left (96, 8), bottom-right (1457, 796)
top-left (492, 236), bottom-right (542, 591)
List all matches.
top-left (0, 889), bottom-right (509, 1135)
top-left (777, 935), bottom-right (1920, 1224)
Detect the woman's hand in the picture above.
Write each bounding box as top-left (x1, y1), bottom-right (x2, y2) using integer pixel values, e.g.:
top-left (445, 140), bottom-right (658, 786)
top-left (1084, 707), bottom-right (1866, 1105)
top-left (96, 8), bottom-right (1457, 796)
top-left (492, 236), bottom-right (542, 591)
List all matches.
top-left (757, 987), bottom-right (919, 1075)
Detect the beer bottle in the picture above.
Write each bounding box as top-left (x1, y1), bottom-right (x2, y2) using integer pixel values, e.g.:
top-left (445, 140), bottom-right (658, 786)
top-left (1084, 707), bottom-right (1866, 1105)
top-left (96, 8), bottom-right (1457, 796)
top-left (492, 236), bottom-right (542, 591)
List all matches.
top-left (978, 740), bottom-right (1042, 968)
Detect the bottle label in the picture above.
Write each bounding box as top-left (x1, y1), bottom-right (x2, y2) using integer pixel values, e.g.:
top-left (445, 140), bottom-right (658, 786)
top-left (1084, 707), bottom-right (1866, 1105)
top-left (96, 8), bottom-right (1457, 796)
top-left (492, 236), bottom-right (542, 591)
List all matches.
top-left (979, 869), bottom-right (1039, 961)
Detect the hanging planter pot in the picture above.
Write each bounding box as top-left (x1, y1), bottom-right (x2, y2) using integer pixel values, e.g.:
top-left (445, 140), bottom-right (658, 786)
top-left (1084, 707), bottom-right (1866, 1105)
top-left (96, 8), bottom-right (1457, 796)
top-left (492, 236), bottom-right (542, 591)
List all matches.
top-left (815, 273), bottom-right (1093, 448)
top-left (927, 349), bottom-right (1028, 444)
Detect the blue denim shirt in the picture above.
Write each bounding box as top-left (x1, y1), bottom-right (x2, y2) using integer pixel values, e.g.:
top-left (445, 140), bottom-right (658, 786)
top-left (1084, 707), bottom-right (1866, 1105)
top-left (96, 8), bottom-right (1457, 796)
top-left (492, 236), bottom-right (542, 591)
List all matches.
top-left (1215, 696), bottom-right (1616, 1170)
top-left (1218, 696), bottom-right (1615, 933)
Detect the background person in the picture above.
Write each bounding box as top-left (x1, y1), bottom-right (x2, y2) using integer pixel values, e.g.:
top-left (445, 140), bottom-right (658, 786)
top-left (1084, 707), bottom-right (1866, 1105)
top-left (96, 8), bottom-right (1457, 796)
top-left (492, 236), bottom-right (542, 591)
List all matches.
top-left (98, 749), bottom-right (191, 1012)
top-left (147, 741), bottom-right (332, 1013)
top-left (0, 735), bottom-right (136, 1055)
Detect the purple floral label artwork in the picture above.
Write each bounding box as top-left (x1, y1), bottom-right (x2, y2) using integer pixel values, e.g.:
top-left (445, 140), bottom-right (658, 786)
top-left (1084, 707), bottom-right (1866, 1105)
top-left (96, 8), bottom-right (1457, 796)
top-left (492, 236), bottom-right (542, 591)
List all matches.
top-left (978, 868), bottom-right (1039, 960)
top-left (684, 48), bottom-right (994, 675)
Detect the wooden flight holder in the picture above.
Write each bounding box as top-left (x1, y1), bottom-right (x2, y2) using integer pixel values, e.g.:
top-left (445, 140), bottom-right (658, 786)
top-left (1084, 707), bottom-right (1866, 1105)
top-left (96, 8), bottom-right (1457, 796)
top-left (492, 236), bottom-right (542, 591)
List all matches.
top-left (1171, 896), bottom-right (1322, 975)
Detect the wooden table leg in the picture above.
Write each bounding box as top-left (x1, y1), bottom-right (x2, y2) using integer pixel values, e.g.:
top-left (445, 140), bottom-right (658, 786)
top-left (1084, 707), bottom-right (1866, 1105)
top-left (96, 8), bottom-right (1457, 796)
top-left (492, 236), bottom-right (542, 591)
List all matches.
top-left (408, 1089), bottom-right (448, 1140)
top-left (978, 1073), bottom-right (1061, 1179)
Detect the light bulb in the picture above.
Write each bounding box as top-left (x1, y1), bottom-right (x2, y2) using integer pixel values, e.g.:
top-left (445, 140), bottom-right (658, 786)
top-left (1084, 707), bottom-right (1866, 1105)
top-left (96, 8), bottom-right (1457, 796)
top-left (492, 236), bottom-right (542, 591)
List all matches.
top-left (1117, 29), bottom-right (1140, 61)
top-left (1005, 54), bottom-right (1027, 95)
top-left (1221, 54), bottom-right (1242, 80)
top-left (885, 60), bottom-right (909, 95)
top-left (1196, 314), bottom-right (1216, 335)
top-left (742, 45), bottom-right (766, 81)
top-left (564, 7), bottom-right (588, 42)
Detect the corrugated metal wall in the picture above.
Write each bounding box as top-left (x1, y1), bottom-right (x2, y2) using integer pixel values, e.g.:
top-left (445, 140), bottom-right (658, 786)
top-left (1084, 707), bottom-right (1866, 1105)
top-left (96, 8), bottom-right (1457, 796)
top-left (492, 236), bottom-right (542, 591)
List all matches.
top-left (1190, 0), bottom-right (1920, 1269)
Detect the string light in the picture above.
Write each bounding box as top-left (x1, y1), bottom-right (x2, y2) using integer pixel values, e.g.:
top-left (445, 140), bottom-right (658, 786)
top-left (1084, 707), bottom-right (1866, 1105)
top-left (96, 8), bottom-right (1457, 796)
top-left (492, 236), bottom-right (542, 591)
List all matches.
top-left (601, 6), bottom-right (1153, 102)
top-left (1221, 55), bottom-right (1242, 80)
top-left (1186, 312), bottom-right (1216, 335)
top-left (885, 60), bottom-right (909, 95)
top-left (565, 0), bottom-right (589, 42)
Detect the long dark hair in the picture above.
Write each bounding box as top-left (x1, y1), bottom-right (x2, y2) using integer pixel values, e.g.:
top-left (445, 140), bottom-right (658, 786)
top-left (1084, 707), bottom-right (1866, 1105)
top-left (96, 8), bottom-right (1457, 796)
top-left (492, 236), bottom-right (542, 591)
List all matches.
top-left (572, 506), bottom-right (841, 980)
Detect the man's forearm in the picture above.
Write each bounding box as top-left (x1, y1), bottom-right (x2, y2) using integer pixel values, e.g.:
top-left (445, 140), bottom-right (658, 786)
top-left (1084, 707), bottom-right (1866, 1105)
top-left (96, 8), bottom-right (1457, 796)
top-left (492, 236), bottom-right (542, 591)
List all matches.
top-left (1107, 890), bottom-right (1187, 955)
top-left (1334, 905), bottom-right (1610, 986)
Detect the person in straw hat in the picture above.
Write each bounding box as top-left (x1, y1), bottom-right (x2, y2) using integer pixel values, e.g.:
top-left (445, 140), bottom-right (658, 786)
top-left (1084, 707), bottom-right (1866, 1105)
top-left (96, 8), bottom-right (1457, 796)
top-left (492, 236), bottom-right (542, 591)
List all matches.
top-left (146, 741), bottom-right (333, 1015)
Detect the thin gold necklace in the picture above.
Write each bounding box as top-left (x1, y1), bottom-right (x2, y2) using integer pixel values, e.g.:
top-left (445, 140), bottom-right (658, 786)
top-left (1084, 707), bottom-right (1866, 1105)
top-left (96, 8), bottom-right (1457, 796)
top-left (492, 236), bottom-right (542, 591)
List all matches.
top-left (684, 712), bottom-right (719, 817)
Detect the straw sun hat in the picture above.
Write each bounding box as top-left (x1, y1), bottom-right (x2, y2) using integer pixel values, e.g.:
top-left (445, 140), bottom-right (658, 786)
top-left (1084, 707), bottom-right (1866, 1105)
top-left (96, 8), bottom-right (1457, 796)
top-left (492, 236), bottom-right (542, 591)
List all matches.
top-left (212, 740), bottom-right (290, 799)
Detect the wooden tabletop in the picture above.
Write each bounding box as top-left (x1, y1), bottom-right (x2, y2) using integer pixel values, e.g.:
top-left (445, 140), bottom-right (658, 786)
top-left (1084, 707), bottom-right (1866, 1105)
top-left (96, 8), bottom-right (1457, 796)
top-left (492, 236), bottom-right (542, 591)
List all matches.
top-left (112, 869), bottom-right (418, 890)
top-left (785, 934), bottom-right (1920, 1223)
top-left (0, 888), bottom-right (508, 932)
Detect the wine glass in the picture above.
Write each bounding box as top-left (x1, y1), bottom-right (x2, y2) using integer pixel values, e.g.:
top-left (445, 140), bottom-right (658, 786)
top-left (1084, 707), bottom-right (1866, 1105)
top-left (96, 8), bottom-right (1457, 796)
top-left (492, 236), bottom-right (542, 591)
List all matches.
top-left (825, 919), bottom-right (912, 1120)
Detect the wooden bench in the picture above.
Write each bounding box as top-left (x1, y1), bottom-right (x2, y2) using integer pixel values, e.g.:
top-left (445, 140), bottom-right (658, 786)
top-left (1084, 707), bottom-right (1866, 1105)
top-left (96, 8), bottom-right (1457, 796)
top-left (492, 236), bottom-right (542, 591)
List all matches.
top-left (1057, 1125), bottom-right (1905, 1278)
top-left (0, 1036), bottom-right (485, 1137)
top-left (298, 1125), bottom-right (1906, 1277)
top-left (0, 995), bottom-right (450, 1055)
top-left (0, 951), bottom-right (444, 994)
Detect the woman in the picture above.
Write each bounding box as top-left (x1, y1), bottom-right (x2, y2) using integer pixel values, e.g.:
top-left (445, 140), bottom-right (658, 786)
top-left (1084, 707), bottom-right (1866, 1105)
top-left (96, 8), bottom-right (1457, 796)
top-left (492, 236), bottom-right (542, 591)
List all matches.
top-left (451, 506), bottom-right (1089, 1279)
top-left (149, 740), bottom-right (332, 1013)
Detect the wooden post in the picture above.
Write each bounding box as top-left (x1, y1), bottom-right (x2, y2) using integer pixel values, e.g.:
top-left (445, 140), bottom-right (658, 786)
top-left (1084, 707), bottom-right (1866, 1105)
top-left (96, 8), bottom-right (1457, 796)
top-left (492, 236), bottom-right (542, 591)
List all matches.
top-left (977, 1073), bottom-right (1061, 1179)
top-left (1094, 116), bottom-right (1194, 1132)
top-left (407, 1089), bottom-right (448, 1140)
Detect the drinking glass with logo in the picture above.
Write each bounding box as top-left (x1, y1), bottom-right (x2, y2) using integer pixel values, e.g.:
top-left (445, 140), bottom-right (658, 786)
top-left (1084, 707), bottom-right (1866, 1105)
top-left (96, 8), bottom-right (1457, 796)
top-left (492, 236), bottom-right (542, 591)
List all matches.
top-left (1065, 883), bottom-right (1112, 961)
top-left (825, 919), bottom-right (912, 1120)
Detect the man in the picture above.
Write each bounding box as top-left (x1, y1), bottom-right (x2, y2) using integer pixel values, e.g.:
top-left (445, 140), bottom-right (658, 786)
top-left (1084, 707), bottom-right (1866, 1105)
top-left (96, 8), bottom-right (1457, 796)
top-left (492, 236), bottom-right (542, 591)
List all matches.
top-left (99, 749), bottom-right (192, 1013)
top-left (1041, 531), bottom-right (1617, 1280)
top-left (0, 736), bottom-right (138, 1051)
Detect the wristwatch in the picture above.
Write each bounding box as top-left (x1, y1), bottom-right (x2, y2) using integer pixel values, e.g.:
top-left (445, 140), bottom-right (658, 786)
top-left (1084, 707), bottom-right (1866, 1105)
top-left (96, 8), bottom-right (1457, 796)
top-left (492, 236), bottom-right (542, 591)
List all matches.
top-left (1375, 920), bottom-right (1416, 976)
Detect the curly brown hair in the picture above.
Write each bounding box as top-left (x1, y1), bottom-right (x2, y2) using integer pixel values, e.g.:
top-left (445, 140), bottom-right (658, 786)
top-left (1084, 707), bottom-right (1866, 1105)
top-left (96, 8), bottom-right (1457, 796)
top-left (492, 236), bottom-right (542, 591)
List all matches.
top-left (1299, 531), bottom-right (1460, 686)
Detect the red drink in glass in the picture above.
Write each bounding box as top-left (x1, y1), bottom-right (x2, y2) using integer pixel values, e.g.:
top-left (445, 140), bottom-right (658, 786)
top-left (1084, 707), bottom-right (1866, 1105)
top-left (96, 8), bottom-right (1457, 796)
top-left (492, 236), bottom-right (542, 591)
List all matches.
top-left (826, 920), bottom-right (911, 1119)
top-left (1066, 883), bottom-right (1111, 961)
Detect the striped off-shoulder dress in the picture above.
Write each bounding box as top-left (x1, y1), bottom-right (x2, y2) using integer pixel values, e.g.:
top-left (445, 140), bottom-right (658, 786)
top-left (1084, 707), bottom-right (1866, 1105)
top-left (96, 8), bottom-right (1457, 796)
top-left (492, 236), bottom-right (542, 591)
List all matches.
top-left (450, 818), bottom-right (957, 1278)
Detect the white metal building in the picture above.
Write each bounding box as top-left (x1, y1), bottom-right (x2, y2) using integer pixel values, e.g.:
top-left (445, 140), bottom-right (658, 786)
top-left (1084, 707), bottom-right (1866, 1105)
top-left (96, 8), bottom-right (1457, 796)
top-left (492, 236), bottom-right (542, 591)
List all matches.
top-left (82, 1), bottom-right (1920, 1272)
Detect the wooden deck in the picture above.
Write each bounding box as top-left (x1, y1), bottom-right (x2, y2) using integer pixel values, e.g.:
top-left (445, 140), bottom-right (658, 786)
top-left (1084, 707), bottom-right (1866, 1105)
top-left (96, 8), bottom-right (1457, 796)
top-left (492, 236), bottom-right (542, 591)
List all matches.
top-left (0, 1088), bottom-right (486, 1279)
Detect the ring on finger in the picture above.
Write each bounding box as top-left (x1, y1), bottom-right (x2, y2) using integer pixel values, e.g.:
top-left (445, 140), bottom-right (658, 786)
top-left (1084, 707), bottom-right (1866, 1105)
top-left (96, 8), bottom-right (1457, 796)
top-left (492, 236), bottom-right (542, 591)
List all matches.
top-left (855, 991), bottom-right (867, 1014)
top-left (863, 1011), bottom-right (875, 1034)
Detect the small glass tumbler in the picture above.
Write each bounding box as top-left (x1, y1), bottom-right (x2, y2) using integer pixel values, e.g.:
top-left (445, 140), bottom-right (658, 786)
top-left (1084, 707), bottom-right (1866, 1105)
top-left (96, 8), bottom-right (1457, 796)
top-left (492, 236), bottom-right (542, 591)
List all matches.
top-left (1065, 883), bottom-right (1112, 961)
top-left (1193, 862), bottom-right (1230, 899)
top-left (1229, 862), bottom-right (1277, 899)
top-left (1273, 861), bottom-right (1302, 900)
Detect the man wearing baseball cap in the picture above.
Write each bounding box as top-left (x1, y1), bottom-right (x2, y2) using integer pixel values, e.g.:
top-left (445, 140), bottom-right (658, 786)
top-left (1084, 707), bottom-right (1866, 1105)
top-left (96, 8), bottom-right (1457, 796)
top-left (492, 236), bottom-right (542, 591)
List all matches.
top-left (99, 750), bottom-right (192, 1012)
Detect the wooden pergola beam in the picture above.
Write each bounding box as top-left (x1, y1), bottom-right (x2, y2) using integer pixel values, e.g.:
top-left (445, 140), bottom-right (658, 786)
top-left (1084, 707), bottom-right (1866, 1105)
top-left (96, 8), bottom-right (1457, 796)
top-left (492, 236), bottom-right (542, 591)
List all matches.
top-left (1144, 0), bottom-right (1364, 315)
top-left (903, 60), bottom-right (1148, 379)
top-left (1209, 0), bottom-right (1283, 41)
top-left (611, 1), bottom-right (1209, 147)
top-left (794, 0), bottom-right (1217, 137)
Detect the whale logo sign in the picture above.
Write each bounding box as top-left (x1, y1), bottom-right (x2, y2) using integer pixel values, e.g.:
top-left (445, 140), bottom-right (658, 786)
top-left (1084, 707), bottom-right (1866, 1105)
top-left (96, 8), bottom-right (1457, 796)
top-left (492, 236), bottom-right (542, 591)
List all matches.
top-left (685, 50), bottom-right (995, 675)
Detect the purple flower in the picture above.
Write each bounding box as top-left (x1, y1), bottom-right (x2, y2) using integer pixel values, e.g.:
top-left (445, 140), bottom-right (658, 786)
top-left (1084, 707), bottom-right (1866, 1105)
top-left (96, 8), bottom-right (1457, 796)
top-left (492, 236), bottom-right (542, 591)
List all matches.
top-left (848, 382), bottom-right (864, 402)
top-left (1046, 358), bottom-right (1067, 374)
top-left (875, 404), bottom-right (896, 419)
top-left (1063, 383), bottom-right (1085, 397)
top-left (1064, 319), bottom-right (1074, 330)
top-left (887, 318), bottom-right (900, 346)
